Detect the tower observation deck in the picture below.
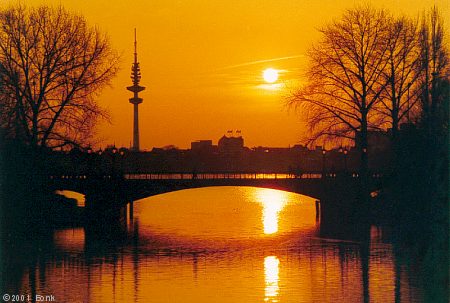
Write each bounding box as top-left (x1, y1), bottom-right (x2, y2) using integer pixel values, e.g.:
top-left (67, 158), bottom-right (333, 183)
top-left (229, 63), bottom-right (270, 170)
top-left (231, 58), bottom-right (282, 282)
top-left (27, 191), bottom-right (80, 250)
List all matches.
top-left (127, 29), bottom-right (145, 151)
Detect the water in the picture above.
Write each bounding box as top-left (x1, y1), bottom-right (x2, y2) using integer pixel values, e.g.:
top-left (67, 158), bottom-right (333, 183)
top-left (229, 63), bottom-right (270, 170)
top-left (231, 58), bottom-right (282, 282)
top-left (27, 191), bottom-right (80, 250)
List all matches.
top-left (2, 187), bottom-right (425, 303)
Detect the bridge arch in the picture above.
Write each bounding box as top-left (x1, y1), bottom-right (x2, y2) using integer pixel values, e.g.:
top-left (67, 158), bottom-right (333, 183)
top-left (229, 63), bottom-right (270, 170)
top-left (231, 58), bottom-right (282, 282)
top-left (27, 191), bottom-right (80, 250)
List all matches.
top-left (125, 184), bottom-right (321, 203)
top-left (49, 175), bottom-right (381, 216)
top-left (118, 179), bottom-right (326, 203)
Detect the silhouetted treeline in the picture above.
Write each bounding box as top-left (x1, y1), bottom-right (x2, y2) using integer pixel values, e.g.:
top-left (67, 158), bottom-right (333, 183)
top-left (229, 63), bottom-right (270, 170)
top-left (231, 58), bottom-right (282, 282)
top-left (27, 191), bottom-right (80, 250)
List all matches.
top-left (381, 50), bottom-right (449, 303)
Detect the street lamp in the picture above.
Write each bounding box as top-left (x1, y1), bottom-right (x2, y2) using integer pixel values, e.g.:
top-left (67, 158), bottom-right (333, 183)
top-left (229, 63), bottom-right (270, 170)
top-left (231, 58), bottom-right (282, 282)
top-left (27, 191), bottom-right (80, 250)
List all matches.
top-left (322, 149), bottom-right (326, 178)
top-left (344, 149), bottom-right (348, 173)
top-left (85, 147), bottom-right (93, 178)
top-left (119, 149), bottom-right (126, 175)
top-left (111, 146), bottom-right (118, 178)
top-left (96, 149), bottom-right (103, 177)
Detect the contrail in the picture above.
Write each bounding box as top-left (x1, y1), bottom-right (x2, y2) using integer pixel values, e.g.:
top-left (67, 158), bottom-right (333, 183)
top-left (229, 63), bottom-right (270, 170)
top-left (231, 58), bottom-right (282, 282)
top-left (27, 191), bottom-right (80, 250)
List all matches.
top-left (218, 55), bottom-right (304, 70)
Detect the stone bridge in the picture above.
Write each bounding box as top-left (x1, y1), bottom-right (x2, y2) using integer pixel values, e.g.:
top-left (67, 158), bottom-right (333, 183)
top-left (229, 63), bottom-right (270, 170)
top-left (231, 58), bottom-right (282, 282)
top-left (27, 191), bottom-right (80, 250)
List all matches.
top-left (49, 172), bottom-right (382, 223)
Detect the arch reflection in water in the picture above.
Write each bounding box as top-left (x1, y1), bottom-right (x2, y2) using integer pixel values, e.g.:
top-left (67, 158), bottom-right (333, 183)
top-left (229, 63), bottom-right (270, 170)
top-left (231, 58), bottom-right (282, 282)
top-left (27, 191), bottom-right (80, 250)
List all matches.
top-left (55, 190), bottom-right (85, 207)
top-left (264, 256), bottom-right (280, 302)
top-left (256, 189), bottom-right (288, 234)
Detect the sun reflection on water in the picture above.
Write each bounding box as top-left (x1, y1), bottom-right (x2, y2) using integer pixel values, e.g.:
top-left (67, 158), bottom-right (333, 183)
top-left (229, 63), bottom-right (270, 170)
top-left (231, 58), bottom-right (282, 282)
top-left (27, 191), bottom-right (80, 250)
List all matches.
top-left (264, 256), bottom-right (280, 302)
top-left (256, 189), bottom-right (289, 234)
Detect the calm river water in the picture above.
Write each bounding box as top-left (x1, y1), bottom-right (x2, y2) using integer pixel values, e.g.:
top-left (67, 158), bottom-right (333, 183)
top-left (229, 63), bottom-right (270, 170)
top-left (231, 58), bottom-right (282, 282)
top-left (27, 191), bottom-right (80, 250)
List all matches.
top-left (2, 187), bottom-right (425, 303)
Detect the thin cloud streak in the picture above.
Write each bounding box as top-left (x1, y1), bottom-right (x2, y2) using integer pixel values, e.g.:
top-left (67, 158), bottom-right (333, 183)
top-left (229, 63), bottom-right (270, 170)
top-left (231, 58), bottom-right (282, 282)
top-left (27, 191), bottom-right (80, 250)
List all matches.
top-left (217, 55), bottom-right (305, 71)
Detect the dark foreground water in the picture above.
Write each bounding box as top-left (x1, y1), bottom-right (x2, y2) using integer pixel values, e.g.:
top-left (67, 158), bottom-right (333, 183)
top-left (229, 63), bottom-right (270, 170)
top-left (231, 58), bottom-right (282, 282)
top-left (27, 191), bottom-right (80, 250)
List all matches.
top-left (1, 187), bottom-right (431, 302)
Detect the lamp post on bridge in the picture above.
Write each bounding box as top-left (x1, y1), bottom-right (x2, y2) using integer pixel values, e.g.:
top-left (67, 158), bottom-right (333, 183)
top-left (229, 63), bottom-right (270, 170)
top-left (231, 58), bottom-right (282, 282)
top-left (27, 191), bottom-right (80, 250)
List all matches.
top-left (85, 147), bottom-right (93, 179)
top-left (344, 149), bottom-right (348, 173)
top-left (322, 149), bottom-right (326, 178)
top-left (93, 148), bottom-right (103, 179)
top-left (109, 147), bottom-right (127, 179)
top-left (112, 147), bottom-right (118, 178)
top-left (338, 147), bottom-right (348, 175)
top-left (119, 149), bottom-right (125, 176)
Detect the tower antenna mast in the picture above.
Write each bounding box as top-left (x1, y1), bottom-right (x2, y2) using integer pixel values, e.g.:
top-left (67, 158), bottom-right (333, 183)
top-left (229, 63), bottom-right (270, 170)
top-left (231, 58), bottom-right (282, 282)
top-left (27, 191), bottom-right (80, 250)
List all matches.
top-left (127, 28), bottom-right (145, 151)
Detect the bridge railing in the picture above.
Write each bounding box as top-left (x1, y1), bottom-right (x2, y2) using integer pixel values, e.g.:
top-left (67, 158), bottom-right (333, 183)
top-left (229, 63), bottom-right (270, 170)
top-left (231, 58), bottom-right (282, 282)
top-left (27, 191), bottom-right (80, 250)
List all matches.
top-left (123, 173), bottom-right (315, 180)
top-left (49, 172), bottom-right (384, 181)
top-left (123, 172), bottom-right (383, 180)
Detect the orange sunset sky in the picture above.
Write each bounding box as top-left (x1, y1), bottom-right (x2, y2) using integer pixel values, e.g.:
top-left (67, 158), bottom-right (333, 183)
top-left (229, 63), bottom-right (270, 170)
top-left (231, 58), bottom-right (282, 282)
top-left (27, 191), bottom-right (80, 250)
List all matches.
top-left (5, 0), bottom-right (449, 149)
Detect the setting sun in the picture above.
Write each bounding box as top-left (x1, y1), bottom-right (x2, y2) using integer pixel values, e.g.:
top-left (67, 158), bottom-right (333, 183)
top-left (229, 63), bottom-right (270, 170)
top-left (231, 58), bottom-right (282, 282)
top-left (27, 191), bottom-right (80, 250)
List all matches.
top-left (263, 68), bottom-right (279, 83)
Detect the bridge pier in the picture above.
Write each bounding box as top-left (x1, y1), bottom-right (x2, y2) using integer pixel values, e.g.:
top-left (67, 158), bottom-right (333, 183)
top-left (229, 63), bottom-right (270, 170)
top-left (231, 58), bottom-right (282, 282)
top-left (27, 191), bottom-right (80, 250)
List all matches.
top-left (315, 200), bottom-right (320, 221)
top-left (84, 189), bottom-right (128, 227)
top-left (129, 201), bottom-right (134, 221)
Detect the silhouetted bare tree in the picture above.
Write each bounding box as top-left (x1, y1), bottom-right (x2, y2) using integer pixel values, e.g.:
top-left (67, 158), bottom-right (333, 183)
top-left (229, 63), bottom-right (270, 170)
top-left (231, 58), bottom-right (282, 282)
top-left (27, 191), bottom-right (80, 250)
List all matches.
top-left (288, 6), bottom-right (391, 175)
top-left (378, 16), bottom-right (422, 138)
top-left (417, 7), bottom-right (449, 134)
top-left (0, 5), bottom-right (119, 149)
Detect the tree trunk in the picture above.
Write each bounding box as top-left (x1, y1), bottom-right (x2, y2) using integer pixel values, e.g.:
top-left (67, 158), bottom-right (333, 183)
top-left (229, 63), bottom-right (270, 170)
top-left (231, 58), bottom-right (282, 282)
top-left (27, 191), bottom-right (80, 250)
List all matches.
top-left (391, 104), bottom-right (399, 140)
top-left (360, 109), bottom-right (370, 205)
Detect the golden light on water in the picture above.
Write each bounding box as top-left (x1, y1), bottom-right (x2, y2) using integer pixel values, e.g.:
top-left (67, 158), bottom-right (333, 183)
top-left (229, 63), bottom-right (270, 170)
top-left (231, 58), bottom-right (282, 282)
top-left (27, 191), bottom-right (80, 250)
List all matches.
top-left (264, 256), bottom-right (280, 302)
top-left (21, 187), bottom-right (422, 302)
top-left (256, 189), bottom-right (288, 234)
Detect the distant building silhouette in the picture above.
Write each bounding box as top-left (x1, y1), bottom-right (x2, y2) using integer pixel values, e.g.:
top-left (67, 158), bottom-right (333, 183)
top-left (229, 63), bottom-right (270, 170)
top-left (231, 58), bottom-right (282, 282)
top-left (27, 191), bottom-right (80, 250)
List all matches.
top-left (218, 134), bottom-right (244, 154)
top-left (82, 131), bottom-right (391, 174)
top-left (191, 140), bottom-right (214, 153)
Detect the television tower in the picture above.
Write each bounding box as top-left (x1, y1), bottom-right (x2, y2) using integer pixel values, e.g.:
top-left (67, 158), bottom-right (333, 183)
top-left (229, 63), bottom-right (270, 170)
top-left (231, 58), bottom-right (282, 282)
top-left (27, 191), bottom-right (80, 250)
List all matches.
top-left (127, 29), bottom-right (145, 151)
